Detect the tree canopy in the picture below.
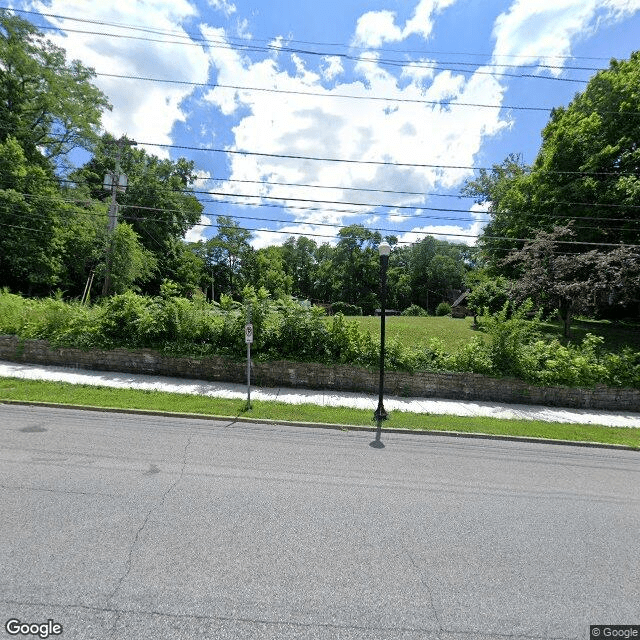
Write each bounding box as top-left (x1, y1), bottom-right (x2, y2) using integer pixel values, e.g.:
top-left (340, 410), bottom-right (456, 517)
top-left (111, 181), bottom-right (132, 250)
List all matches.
top-left (0, 11), bottom-right (110, 167)
top-left (464, 52), bottom-right (640, 264)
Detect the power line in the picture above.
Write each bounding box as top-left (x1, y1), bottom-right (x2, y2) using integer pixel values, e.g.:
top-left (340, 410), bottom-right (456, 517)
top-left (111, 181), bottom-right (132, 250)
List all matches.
top-left (4, 7), bottom-right (603, 82)
top-left (133, 141), bottom-right (640, 176)
top-left (95, 72), bottom-right (554, 112)
top-left (94, 72), bottom-right (640, 116)
top-left (5, 7), bottom-right (614, 63)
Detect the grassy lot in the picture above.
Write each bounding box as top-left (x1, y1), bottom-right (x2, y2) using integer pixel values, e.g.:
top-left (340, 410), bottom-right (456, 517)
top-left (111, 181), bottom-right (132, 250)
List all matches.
top-left (540, 317), bottom-right (640, 351)
top-left (338, 314), bottom-right (640, 352)
top-left (334, 315), bottom-right (480, 349)
top-left (1, 377), bottom-right (638, 449)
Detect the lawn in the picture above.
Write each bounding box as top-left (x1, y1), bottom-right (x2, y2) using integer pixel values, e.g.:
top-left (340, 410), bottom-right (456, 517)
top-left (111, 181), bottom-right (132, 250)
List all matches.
top-left (338, 314), bottom-right (640, 352)
top-left (2, 377), bottom-right (638, 449)
top-left (333, 315), bottom-right (480, 349)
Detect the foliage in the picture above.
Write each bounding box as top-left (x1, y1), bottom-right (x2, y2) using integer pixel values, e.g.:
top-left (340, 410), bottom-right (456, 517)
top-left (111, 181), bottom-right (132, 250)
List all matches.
top-left (332, 301), bottom-right (363, 316)
top-left (465, 274), bottom-right (511, 322)
top-left (401, 304), bottom-right (428, 317)
top-left (502, 225), bottom-right (640, 336)
top-left (463, 52), bottom-right (640, 322)
top-left (1, 290), bottom-right (638, 389)
top-left (435, 302), bottom-right (452, 316)
top-left (0, 11), bottom-right (110, 166)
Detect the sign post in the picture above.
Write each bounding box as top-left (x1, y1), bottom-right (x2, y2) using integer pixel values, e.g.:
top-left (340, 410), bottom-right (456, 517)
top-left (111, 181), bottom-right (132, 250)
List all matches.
top-left (245, 314), bottom-right (253, 408)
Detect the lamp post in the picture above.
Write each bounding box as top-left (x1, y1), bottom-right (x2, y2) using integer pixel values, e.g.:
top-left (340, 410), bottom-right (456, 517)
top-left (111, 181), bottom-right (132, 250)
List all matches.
top-left (374, 241), bottom-right (391, 429)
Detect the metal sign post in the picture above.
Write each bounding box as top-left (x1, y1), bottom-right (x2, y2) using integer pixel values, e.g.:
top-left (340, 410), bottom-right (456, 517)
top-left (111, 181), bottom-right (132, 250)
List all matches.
top-left (245, 306), bottom-right (253, 408)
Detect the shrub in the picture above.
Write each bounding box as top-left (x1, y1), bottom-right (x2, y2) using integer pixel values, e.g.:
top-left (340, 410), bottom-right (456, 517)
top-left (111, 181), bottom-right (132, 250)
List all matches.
top-left (435, 302), bottom-right (451, 316)
top-left (401, 304), bottom-right (428, 317)
top-left (331, 301), bottom-right (362, 316)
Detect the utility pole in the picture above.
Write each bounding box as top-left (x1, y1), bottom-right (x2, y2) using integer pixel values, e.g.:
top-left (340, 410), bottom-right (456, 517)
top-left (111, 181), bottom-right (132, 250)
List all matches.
top-left (102, 136), bottom-right (137, 296)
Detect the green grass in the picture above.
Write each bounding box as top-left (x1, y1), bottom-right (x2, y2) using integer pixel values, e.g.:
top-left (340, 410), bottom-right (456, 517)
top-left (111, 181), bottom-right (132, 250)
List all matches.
top-left (343, 314), bottom-right (640, 353)
top-left (336, 315), bottom-right (481, 349)
top-left (540, 317), bottom-right (640, 351)
top-left (1, 377), bottom-right (637, 449)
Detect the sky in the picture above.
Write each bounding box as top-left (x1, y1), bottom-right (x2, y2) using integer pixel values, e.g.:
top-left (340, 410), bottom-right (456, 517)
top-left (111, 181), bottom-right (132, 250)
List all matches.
top-left (7, 0), bottom-right (640, 249)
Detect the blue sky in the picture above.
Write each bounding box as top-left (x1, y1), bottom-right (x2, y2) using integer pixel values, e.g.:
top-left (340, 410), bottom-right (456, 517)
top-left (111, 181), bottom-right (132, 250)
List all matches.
top-left (10, 0), bottom-right (640, 248)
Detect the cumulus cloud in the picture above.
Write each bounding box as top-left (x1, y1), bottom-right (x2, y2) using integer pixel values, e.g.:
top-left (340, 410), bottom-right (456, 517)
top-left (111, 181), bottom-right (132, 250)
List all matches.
top-left (185, 214), bottom-right (213, 243)
top-left (397, 202), bottom-right (490, 246)
top-left (353, 0), bottom-right (458, 48)
top-left (492, 0), bottom-right (640, 73)
top-left (201, 23), bottom-right (510, 246)
top-left (25, 0), bottom-right (210, 156)
top-left (208, 0), bottom-right (236, 17)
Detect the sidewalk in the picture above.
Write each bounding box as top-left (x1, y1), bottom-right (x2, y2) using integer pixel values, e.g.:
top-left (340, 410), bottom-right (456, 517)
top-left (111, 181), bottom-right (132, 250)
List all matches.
top-left (1, 360), bottom-right (639, 428)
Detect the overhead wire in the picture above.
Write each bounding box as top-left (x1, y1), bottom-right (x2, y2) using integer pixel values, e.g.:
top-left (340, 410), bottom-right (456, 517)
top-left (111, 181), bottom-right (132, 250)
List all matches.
top-left (4, 7), bottom-right (601, 83)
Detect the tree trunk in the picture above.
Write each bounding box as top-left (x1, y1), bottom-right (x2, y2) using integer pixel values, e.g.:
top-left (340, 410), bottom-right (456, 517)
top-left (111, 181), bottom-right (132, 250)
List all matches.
top-left (558, 299), bottom-right (572, 338)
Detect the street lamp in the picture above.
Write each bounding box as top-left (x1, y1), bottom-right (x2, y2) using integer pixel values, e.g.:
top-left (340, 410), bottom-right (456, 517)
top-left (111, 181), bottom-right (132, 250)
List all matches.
top-left (373, 241), bottom-right (391, 442)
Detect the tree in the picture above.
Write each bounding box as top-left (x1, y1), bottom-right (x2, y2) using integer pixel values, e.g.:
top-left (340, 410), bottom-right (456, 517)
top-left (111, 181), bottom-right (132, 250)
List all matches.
top-left (463, 53), bottom-right (640, 271)
top-left (71, 135), bottom-right (204, 293)
top-left (201, 216), bottom-right (253, 298)
top-left (103, 223), bottom-right (157, 294)
top-left (249, 246), bottom-right (293, 298)
top-left (0, 137), bottom-right (63, 293)
top-left (503, 225), bottom-right (640, 336)
top-left (0, 11), bottom-right (110, 167)
top-left (333, 225), bottom-right (382, 313)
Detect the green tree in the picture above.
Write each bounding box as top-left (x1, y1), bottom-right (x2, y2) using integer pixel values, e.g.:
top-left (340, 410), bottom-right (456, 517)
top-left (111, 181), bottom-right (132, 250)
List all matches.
top-left (71, 135), bottom-right (203, 293)
top-left (250, 246), bottom-right (293, 298)
top-left (103, 223), bottom-right (157, 294)
top-left (0, 137), bottom-right (63, 293)
top-left (0, 11), bottom-right (110, 167)
top-left (333, 225), bottom-right (382, 313)
top-left (201, 216), bottom-right (253, 298)
top-left (464, 53), bottom-right (640, 271)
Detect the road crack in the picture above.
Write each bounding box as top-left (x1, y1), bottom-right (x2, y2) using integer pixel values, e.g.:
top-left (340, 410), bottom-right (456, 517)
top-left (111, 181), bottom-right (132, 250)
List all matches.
top-left (105, 427), bottom-right (195, 637)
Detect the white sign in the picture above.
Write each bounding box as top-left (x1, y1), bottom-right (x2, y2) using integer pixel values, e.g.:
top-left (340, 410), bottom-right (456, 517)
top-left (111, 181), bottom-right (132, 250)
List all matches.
top-left (245, 324), bottom-right (253, 344)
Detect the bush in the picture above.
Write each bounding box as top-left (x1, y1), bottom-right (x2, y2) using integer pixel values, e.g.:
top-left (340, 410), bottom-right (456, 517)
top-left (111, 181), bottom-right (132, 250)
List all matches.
top-left (435, 302), bottom-right (451, 316)
top-left (331, 301), bottom-right (362, 316)
top-left (401, 304), bottom-right (428, 317)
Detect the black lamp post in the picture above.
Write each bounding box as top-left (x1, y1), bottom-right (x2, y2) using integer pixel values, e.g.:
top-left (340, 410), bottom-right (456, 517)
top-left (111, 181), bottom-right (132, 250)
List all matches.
top-left (374, 241), bottom-right (391, 425)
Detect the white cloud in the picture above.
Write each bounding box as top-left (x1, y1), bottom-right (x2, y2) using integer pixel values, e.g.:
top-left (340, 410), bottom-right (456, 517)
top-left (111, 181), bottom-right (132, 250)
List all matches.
top-left (208, 0), bottom-right (236, 17)
top-left (397, 202), bottom-right (489, 247)
top-left (28, 0), bottom-right (210, 157)
top-left (492, 0), bottom-right (640, 73)
top-left (185, 214), bottom-right (212, 242)
top-left (236, 17), bottom-right (251, 39)
top-left (353, 0), bottom-right (458, 48)
top-left (322, 56), bottom-right (344, 81)
top-left (202, 27), bottom-right (510, 243)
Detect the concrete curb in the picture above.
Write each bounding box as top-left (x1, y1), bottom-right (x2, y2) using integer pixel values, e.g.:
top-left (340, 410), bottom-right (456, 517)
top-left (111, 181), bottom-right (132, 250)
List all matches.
top-left (2, 399), bottom-right (637, 452)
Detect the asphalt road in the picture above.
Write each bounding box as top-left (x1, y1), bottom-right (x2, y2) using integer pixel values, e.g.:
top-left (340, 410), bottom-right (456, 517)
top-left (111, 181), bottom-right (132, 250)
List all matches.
top-left (0, 404), bottom-right (638, 640)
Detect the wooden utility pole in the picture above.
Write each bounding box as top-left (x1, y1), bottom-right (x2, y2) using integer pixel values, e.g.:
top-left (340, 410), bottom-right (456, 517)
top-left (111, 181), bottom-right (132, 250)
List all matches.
top-left (102, 136), bottom-right (137, 296)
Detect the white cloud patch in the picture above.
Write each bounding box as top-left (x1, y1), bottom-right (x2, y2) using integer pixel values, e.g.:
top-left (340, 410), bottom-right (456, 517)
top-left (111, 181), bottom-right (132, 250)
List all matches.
top-left (321, 56), bottom-right (344, 81)
top-left (208, 0), bottom-right (236, 17)
top-left (27, 0), bottom-right (210, 157)
top-left (492, 0), bottom-right (640, 73)
top-left (397, 202), bottom-right (489, 247)
top-left (353, 0), bottom-right (458, 48)
top-left (202, 25), bottom-right (510, 243)
top-left (185, 214), bottom-right (212, 242)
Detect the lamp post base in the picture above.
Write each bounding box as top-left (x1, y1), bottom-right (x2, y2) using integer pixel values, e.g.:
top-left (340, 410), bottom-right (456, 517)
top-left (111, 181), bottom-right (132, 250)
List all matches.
top-left (374, 405), bottom-right (388, 422)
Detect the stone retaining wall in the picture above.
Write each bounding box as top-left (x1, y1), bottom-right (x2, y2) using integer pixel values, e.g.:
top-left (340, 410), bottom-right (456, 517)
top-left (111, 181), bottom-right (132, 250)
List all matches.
top-left (1, 335), bottom-right (639, 412)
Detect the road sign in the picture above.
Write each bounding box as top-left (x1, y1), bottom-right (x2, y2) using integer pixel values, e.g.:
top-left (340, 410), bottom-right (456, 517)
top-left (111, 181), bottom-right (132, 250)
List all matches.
top-left (245, 324), bottom-right (253, 344)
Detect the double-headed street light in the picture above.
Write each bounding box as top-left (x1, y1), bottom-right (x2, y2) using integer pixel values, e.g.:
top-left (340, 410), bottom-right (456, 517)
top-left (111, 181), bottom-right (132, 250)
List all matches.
top-left (374, 241), bottom-right (391, 431)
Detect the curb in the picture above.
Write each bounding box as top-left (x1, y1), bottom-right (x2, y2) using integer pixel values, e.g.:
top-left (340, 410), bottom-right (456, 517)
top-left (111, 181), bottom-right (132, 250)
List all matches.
top-left (2, 399), bottom-right (638, 452)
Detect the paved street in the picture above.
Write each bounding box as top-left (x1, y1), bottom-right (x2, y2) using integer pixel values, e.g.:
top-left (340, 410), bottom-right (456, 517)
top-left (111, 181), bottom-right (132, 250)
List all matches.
top-left (0, 404), bottom-right (638, 639)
